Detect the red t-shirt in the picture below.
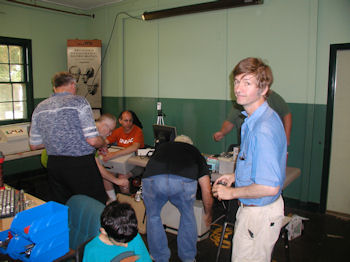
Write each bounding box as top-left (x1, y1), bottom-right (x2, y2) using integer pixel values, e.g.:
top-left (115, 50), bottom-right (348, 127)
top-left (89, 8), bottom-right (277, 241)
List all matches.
top-left (107, 125), bottom-right (144, 148)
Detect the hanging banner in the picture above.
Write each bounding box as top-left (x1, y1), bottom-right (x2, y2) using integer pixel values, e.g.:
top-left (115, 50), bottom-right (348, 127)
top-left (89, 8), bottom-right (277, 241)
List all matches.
top-left (67, 39), bottom-right (102, 108)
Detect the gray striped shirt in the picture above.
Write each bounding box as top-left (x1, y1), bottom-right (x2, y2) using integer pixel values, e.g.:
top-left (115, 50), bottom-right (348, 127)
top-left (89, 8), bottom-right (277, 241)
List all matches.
top-left (30, 92), bottom-right (99, 156)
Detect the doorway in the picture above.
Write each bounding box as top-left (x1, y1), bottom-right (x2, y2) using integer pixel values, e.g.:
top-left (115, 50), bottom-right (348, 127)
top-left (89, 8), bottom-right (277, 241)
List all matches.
top-left (321, 43), bottom-right (350, 215)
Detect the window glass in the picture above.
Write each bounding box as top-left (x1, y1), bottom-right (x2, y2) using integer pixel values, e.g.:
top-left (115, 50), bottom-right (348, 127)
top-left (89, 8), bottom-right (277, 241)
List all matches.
top-left (0, 84), bottom-right (12, 102)
top-left (0, 102), bottom-right (14, 120)
top-left (0, 45), bottom-right (8, 63)
top-left (9, 45), bottom-right (23, 64)
top-left (0, 37), bottom-right (33, 123)
top-left (14, 102), bottom-right (26, 119)
top-left (13, 84), bottom-right (26, 101)
top-left (0, 64), bottom-right (10, 82)
top-left (10, 64), bottom-right (24, 82)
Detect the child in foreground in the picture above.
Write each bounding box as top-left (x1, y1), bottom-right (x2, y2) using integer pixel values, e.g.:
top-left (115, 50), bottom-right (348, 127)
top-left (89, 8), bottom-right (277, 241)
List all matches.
top-left (83, 202), bottom-right (151, 262)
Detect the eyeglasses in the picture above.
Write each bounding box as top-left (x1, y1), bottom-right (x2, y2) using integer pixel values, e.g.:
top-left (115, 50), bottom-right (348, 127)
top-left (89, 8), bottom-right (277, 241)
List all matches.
top-left (103, 123), bottom-right (115, 136)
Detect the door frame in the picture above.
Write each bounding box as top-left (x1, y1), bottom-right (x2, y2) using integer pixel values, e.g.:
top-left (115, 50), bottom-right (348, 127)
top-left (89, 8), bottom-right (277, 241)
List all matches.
top-left (320, 43), bottom-right (350, 213)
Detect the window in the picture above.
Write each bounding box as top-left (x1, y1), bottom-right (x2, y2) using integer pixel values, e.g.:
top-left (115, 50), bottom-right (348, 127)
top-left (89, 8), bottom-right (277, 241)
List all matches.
top-left (0, 37), bottom-right (33, 124)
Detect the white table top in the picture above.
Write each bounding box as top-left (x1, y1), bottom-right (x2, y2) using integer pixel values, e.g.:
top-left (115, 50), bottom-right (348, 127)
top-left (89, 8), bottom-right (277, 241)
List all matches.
top-left (4, 149), bottom-right (43, 162)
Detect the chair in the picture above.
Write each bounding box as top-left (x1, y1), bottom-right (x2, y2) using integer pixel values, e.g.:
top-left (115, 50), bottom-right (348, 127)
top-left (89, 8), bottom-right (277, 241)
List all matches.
top-left (66, 194), bottom-right (105, 250)
top-left (75, 240), bottom-right (139, 262)
top-left (111, 251), bottom-right (139, 262)
top-left (214, 199), bottom-right (238, 262)
top-left (118, 110), bottom-right (143, 130)
top-left (55, 194), bottom-right (105, 262)
top-left (74, 240), bottom-right (139, 262)
top-left (214, 144), bottom-right (240, 262)
top-left (75, 238), bottom-right (94, 262)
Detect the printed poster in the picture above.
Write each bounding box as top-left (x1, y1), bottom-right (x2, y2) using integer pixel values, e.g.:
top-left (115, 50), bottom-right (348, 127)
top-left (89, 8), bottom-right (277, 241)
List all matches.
top-left (67, 39), bottom-right (102, 108)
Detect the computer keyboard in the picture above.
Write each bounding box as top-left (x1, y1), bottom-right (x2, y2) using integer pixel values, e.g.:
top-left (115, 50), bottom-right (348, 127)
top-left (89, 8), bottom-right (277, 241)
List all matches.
top-left (0, 188), bottom-right (25, 218)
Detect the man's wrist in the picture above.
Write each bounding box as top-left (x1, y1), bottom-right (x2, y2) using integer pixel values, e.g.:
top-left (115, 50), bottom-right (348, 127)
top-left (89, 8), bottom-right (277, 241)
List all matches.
top-left (97, 136), bottom-right (106, 148)
top-left (110, 151), bottom-right (118, 158)
top-left (230, 188), bottom-right (236, 199)
top-left (204, 209), bottom-right (213, 217)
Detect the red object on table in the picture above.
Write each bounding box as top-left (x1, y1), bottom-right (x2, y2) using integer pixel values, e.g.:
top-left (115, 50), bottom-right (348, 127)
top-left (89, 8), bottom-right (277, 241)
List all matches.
top-left (0, 151), bottom-right (5, 188)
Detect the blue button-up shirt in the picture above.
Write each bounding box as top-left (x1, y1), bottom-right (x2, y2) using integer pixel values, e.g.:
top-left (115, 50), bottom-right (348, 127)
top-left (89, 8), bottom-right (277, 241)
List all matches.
top-left (235, 101), bottom-right (287, 206)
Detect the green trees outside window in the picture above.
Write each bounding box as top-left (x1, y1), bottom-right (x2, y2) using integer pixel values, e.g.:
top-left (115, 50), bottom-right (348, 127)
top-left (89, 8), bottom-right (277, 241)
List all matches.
top-left (0, 37), bottom-right (33, 123)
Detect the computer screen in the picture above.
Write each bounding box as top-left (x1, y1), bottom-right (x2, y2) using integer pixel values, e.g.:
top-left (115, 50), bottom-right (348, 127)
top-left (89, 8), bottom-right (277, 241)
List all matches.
top-left (153, 124), bottom-right (177, 145)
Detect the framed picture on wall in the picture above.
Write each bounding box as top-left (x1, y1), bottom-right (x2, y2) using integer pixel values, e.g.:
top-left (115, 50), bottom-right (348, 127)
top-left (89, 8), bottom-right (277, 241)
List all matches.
top-left (67, 39), bottom-right (102, 108)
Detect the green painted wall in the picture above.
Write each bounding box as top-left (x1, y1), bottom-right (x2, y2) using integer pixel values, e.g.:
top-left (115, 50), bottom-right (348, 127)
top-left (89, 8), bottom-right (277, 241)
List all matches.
top-left (3, 156), bottom-right (43, 176)
top-left (90, 0), bottom-right (350, 205)
top-left (0, 1), bottom-right (90, 175)
top-left (89, 0), bottom-right (319, 103)
top-left (101, 96), bottom-right (324, 202)
top-left (0, 0), bottom-right (90, 99)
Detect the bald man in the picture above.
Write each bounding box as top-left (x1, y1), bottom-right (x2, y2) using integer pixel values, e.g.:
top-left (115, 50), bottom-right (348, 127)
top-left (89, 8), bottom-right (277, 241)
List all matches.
top-left (102, 110), bottom-right (144, 194)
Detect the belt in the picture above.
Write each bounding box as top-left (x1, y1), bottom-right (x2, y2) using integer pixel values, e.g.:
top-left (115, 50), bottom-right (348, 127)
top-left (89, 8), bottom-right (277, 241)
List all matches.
top-left (238, 195), bottom-right (282, 207)
top-left (238, 200), bottom-right (257, 207)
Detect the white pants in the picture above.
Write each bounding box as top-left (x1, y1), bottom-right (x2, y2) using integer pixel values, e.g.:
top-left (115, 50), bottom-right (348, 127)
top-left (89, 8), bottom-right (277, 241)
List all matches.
top-left (232, 196), bottom-right (284, 262)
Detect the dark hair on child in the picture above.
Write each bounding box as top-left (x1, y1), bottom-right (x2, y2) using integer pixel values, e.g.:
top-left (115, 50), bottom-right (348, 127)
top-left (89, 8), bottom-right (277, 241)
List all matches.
top-left (101, 202), bottom-right (138, 243)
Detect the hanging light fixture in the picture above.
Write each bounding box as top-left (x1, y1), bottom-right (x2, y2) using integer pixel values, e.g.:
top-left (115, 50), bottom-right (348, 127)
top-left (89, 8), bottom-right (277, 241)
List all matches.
top-left (142, 0), bottom-right (263, 21)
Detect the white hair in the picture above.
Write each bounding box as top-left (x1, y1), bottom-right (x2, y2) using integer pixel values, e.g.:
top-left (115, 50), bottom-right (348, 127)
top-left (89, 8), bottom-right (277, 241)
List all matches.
top-left (174, 135), bottom-right (193, 145)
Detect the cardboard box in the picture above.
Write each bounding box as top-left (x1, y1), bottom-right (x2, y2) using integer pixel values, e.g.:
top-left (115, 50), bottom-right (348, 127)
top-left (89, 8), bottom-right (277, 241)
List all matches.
top-left (160, 200), bottom-right (210, 241)
top-left (102, 146), bottom-right (135, 174)
top-left (116, 193), bottom-right (146, 234)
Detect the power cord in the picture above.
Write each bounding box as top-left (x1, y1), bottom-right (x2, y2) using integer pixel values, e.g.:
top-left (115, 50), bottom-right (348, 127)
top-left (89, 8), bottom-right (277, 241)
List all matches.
top-left (209, 224), bottom-right (233, 249)
top-left (85, 12), bottom-right (143, 98)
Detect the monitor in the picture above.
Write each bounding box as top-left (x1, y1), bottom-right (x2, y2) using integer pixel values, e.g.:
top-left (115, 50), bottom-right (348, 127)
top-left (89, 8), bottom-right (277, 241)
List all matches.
top-left (153, 124), bottom-right (177, 146)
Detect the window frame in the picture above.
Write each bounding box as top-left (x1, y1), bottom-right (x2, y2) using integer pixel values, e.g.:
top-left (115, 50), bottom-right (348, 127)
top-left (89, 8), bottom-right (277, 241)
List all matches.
top-left (0, 36), bottom-right (34, 125)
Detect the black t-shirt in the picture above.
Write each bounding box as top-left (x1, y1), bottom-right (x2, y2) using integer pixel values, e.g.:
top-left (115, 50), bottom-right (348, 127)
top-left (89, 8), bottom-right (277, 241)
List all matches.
top-left (143, 141), bottom-right (209, 180)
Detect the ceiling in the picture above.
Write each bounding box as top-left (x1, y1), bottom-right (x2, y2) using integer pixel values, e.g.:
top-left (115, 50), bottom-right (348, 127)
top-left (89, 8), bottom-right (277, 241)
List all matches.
top-left (38, 0), bottom-right (125, 10)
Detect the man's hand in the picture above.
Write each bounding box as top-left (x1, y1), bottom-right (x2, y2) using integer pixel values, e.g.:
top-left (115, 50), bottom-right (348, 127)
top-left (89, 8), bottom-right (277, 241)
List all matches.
top-left (98, 146), bottom-right (109, 156)
top-left (102, 151), bottom-right (116, 162)
top-left (212, 184), bottom-right (235, 201)
top-left (213, 173), bottom-right (235, 187)
top-left (117, 178), bottom-right (129, 187)
top-left (213, 121), bottom-right (235, 142)
top-left (212, 174), bottom-right (235, 201)
top-left (86, 136), bottom-right (107, 149)
top-left (213, 131), bottom-right (225, 142)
